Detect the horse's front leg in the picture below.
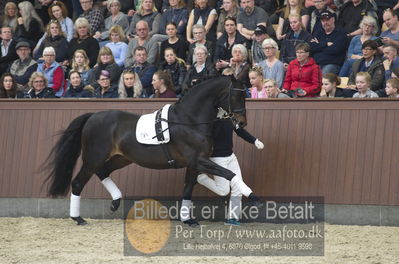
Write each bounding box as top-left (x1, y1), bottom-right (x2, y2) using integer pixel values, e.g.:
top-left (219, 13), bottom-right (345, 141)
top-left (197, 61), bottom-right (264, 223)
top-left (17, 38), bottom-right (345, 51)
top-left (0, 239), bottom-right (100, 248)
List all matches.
top-left (180, 166), bottom-right (200, 227)
top-left (197, 156), bottom-right (263, 207)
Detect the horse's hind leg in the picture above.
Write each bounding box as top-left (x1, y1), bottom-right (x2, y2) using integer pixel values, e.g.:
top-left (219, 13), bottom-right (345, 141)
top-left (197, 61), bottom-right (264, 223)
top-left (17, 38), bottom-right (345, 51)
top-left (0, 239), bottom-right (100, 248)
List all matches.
top-left (70, 166), bottom-right (95, 225)
top-left (96, 155), bottom-right (132, 212)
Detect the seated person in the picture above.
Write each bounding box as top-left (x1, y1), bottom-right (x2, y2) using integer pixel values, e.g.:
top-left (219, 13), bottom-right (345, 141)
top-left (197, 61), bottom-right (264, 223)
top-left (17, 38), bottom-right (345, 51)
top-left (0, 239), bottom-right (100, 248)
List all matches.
top-left (381, 9), bottom-right (399, 49)
top-left (67, 17), bottom-right (100, 68)
top-left (347, 40), bottom-right (384, 92)
top-left (237, 0), bottom-right (275, 41)
top-left (63, 71), bottom-right (94, 98)
top-left (17, 72), bottom-right (56, 98)
top-left (69, 49), bottom-right (92, 86)
top-left (337, 0), bottom-right (378, 37)
top-left (382, 44), bottom-right (399, 81)
top-left (264, 78), bottom-right (290, 98)
top-left (160, 22), bottom-right (188, 63)
top-left (159, 47), bottom-right (187, 96)
top-left (47, 1), bottom-right (74, 42)
top-left (339, 16), bottom-right (378, 77)
top-left (186, 0), bottom-right (218, 44)
top-left (37, 47), bottom-right (65, 97)
top-left (105, 25), bottom-right (129, 67)
top-left (125, 46), bottom-right (157, 98)
top-left (9, 41), bottom-right (38, 90)
top-left (118, 69), bottom-right (143, 98)
top-left (283, 43), bottom-right (321, 97)
top-left (1, 2), bottom-right (18, 33)
top-left (257, 38), bottom-right (284, 88)
top-left (0, 26), bottom-right (17, 77)
top-left (385, 78), bottom-right (399, 98)
top-left (280, 14), bottom-right (313, 66)
top-left (88, 46), bottom-right (122, 89)
top-left (125, 20), bottom-right (159, 67)
top-left (310, 10), bottom-right (348, 74)
top-left (307, 0), bottom-right (335, 36)
top-left (92, 70), bottom-right (119, 98)
top-left (182, 44), bottom-right (218, 93)
top-left (127, 0), bottom-right (161, 38)
top-left (251, 25), bottom-right (270, 65)
top-left (352, 72), bottom-right (379, 98)
top-left (230, 44), bottom-right (251, 88)
top-left (159, 0), bottom-right (188, 37)
top-left (186, 24), bottom-right (214, 68)
top-left (152, 70), bottom-right (177, 98)
top-left (79, 0), bottom-right (104, 34)
top-left (275, 0), bottom-right (309, 41)
top-left (216, 0), bottom-right (239, 39)
top-left (0, 72), bottom-right (20, 98)
top-left (93, 0), bottom-right (129, 43)
top-left (320, 73), bottom-right (356, 97)
top-left (34, 20), bottom-right (69, 63)
top-left (15, 1), bottom-right (44, 45)
top-left (215, 16), bottom-right (249, 71)
top-left (248, 66), bottom-right (266, 98)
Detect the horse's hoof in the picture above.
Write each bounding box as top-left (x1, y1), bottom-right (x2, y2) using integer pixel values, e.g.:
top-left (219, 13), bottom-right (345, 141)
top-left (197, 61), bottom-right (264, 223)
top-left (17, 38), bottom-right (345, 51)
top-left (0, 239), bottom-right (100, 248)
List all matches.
top-left (249, 194), bottom-right (264, 209)
top-left (252, 199), bottom-right (264, 209)
top-left (110, 198), bottom-right (121, 212)
top-left (183, 219), bottom-right (200, 227)
top-left (71, 216), bottom-right (88, 225)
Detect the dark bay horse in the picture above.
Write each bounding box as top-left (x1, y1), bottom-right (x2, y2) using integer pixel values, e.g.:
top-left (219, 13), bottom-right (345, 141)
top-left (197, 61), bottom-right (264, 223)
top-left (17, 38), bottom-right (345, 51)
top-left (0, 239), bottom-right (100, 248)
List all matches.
top-left (45, 75), bottom-right (256, 226)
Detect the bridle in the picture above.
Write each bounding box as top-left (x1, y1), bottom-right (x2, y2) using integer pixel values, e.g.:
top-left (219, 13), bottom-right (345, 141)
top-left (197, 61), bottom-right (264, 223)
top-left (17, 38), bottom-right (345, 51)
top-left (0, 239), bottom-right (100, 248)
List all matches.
top-left (224, 82), bottom-right (247, 128)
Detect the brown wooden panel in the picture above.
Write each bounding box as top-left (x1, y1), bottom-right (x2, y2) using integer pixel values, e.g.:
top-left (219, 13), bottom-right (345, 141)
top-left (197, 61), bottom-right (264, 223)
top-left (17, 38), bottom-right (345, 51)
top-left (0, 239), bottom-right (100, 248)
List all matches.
top-left (0, 99), bottom-right (399, 206)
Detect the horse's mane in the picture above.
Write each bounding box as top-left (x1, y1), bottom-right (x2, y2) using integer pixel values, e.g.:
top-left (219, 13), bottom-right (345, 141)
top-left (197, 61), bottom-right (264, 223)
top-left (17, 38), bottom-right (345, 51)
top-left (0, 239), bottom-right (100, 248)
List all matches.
top-left (175, 76), bottom-right (230, 106)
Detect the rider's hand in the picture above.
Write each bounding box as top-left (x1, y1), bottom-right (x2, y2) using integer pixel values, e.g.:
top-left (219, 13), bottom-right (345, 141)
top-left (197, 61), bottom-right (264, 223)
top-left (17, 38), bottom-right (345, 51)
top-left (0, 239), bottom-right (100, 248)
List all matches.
top-left (254, 139), bottom-right (264, 150)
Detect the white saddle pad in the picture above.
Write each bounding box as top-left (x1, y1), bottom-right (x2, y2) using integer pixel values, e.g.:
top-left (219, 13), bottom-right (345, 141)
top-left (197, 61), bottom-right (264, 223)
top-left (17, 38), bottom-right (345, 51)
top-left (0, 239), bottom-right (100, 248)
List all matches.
top-left (136, 104), bottom-right (171, 145)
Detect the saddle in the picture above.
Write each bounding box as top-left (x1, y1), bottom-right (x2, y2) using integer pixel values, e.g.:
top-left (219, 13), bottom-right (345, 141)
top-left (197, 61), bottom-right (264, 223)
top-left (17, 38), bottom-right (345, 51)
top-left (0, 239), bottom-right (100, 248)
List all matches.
top-left (136, 104), bottom-right (171, 145)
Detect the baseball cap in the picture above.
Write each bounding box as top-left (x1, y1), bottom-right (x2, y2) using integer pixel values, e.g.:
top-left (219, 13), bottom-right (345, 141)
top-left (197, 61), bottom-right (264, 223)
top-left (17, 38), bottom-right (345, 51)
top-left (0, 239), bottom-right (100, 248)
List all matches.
top-left (254, 25), bottom-right (267, 35)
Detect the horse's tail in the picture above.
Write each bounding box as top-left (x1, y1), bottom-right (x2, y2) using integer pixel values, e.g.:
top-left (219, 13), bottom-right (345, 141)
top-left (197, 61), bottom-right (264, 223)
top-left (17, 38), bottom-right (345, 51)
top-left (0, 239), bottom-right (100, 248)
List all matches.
top-left (45, 113), bottom-right (94, 197)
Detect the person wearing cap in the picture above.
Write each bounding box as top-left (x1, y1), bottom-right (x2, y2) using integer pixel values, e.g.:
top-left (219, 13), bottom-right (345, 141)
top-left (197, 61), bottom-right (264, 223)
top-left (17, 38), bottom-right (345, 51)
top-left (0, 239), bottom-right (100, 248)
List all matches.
top-left (237, 0), bottom-right (275, 41)
top-left (215, 16), bottom-right (249, 70)
top-left (347, 39), bottom-right (384, 92)
top-left (310, 10), bottom-right (348, 75)
top-left (251, 24), bottom-right (270, 64)
top-left (337, 0), bottom-right (378, 37)
top-left (281, 14), bottom-right (313, 66)
top-left (9, 40), bottom-right (38, 90)
top-left (308, 0), bottom-right (335, 36)
top-left (93, 70), bottom-right (119, 98)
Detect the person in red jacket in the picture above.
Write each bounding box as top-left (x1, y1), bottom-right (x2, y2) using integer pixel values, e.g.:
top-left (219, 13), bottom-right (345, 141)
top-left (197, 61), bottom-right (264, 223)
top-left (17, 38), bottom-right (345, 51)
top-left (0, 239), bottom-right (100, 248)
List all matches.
top-left (282, 42), bottom-right (321, 97)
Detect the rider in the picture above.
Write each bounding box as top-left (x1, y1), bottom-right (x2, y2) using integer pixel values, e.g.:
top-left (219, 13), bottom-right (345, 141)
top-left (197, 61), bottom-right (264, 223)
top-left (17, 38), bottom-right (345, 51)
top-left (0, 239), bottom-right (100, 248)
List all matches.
top-left (195, 108), bottom-right (264, 226)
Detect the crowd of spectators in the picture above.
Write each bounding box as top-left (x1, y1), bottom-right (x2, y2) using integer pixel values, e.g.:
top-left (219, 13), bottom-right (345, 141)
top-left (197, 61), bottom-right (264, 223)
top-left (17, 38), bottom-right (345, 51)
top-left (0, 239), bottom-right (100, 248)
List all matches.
top-left (1, 0), bottom-right (399, 99)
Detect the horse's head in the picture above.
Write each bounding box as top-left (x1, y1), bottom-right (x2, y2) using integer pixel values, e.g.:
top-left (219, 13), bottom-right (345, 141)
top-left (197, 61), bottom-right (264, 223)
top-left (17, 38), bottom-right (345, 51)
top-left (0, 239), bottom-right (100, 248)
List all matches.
top-left (219, 75), bottom-right (247, 129)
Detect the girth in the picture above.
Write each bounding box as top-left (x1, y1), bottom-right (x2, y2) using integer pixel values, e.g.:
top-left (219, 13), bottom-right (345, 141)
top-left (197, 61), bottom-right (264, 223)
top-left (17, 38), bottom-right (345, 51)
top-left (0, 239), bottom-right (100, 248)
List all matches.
top-left (154, 109), bottom-right (177, 168)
